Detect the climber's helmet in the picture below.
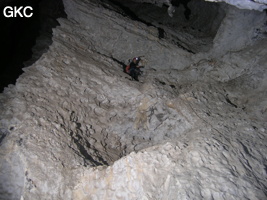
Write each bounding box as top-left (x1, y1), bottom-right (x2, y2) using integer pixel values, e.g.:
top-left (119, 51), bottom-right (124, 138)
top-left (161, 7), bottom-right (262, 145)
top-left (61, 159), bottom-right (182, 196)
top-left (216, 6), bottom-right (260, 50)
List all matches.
top-left (133, 57), bottom-right (140, 63)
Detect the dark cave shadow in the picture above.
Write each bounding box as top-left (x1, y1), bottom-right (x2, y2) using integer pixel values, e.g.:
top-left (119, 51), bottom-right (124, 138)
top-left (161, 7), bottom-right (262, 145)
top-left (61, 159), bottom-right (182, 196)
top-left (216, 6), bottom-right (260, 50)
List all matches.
top-left (171, 0), bottom-right (192, 20)
top-left (0, 0), bottom-right (66, 92)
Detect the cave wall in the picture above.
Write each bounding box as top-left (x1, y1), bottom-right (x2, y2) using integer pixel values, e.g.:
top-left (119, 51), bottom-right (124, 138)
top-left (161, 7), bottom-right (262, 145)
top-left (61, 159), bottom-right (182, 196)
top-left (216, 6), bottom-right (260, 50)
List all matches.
top-left (62, 0), bottom-right (193, 70)
top-left (112, 0), bottom-right (226, 52)
top-left (62, 0), bottom-right (267, 66)
top-left (128, 0), bottom-right (267, 11)
top-left (205, 0), bottom-right (267, 11)
top-left (0, 0), bottom-right (266, 199)
top-left (211, 3), bottom-right (266, 56)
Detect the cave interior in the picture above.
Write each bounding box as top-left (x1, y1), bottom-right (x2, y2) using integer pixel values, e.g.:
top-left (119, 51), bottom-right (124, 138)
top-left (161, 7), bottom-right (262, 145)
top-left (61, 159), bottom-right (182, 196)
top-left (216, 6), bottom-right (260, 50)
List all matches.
top-left (0, 0), bottom-right (267, 199)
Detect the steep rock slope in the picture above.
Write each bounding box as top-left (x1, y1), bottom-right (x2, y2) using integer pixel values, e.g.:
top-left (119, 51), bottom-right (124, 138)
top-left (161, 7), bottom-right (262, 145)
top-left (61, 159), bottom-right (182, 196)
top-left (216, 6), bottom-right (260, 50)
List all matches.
top-left (0, 0), bottom-right (266, 199)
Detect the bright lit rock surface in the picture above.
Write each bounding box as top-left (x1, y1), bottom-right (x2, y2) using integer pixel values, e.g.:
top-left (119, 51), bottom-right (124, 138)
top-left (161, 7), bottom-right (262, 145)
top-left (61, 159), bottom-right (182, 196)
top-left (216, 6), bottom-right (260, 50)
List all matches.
top-left (205, 0), bottom-right (267, 11)
top-left (130, 0), bottom-right (267, 12)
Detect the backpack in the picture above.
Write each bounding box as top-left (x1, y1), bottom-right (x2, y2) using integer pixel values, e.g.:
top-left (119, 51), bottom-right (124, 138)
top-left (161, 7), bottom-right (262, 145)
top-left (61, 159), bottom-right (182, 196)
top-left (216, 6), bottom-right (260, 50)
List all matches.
top-left (125, 65), bottom-right (130, 73)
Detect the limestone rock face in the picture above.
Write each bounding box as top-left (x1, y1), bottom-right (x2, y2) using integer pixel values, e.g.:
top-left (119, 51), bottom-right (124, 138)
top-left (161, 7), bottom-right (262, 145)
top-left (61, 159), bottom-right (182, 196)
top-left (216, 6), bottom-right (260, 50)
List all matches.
top-left (130, 0), bottom-right (267, 12)
top-left (205, 0), bottom-right (267, 11)
top-left (0, 0), bottom-right (267, 200)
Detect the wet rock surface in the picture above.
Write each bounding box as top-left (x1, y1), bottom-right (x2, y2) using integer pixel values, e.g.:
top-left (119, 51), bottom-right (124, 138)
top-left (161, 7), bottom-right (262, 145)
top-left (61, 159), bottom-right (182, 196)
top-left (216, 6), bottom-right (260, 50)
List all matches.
top-left (0, 0), bottom-right (267, 199)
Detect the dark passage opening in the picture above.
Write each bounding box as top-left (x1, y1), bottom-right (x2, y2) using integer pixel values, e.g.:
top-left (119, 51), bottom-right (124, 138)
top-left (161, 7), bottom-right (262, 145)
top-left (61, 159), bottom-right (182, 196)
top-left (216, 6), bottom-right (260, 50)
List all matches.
top-left (0, 0), bottom-right (66, 92)
top-left (171, 0), bottom-right (192, 20)
top-left (103, 0), bottom-right (226, 53)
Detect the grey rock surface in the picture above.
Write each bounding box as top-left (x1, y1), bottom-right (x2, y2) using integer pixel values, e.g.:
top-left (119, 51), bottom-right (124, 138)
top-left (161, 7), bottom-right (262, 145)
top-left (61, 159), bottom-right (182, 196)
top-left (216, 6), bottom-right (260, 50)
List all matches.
top-left (0, 0), bottom-right (266, 199)
top-left (205, 0), bottom-right (267, 11)
top-left (130, 0), bottom-right (267, 11)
